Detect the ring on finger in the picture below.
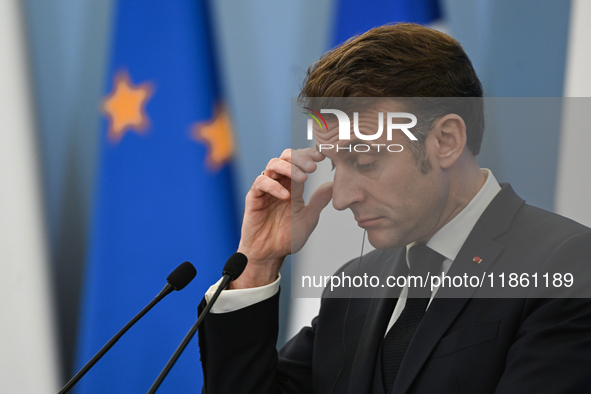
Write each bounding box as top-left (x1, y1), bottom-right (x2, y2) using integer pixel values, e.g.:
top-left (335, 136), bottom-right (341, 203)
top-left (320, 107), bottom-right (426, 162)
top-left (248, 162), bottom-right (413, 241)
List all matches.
top-left (261, 169), bottom-right (281, 182)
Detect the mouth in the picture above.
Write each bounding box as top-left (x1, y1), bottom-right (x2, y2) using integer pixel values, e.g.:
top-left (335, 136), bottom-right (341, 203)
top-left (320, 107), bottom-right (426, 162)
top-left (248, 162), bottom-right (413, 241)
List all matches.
top-left (356, 217), bottom-right (384, 227)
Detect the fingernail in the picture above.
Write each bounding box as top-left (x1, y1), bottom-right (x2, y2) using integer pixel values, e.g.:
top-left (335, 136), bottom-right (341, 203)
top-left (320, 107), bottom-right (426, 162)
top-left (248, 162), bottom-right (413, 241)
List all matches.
top-left (281, 189), bottom-right (289, 197)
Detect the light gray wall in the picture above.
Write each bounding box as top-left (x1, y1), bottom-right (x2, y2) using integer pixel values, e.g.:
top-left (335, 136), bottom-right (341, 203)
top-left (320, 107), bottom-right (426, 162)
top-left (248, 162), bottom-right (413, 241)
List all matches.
top-left (444, 0), bottom-right (572, 211)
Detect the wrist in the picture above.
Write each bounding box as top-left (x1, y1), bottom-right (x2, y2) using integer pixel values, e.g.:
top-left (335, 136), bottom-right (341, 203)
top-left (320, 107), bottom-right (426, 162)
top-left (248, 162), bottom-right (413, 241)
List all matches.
top-left (228, 257), bottom-right (283, 289)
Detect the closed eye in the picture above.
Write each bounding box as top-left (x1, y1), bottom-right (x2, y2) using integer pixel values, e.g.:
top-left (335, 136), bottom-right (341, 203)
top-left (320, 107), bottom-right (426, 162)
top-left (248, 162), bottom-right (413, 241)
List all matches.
top-left (356, 162), bottom-right (376, 171)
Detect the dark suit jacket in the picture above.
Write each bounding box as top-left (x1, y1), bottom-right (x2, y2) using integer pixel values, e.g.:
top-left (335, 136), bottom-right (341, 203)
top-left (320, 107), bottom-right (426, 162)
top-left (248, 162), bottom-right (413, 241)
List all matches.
top-left (199, 184), bottom-right (591, 393)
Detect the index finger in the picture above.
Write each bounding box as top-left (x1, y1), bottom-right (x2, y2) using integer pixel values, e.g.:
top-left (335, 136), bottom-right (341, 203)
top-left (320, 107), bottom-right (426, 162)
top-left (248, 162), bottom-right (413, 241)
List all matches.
top-left (281, 148), bottom-right (325, 174)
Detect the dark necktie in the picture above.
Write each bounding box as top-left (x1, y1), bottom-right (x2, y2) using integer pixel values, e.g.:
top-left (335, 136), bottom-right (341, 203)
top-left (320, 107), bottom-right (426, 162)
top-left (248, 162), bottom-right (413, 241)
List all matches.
top-left (381, 244), bottom-right (445, 393)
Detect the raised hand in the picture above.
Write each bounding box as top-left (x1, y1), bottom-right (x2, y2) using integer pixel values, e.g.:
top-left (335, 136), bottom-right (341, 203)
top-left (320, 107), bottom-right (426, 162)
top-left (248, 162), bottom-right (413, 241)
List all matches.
top-left (231, 148), bottom-right (333, 289)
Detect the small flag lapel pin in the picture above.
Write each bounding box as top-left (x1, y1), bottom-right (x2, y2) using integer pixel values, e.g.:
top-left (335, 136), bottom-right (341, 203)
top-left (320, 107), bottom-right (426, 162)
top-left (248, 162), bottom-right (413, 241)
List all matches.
top-left (473, 256), bottom-right (483, 264)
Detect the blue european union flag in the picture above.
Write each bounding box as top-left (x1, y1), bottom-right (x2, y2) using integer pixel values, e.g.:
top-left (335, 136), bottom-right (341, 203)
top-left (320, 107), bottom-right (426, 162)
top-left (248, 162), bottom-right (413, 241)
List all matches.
top-left (76, 1), bottom-right (239, 392)
top-left (333, 0), bottom-right (441, 46)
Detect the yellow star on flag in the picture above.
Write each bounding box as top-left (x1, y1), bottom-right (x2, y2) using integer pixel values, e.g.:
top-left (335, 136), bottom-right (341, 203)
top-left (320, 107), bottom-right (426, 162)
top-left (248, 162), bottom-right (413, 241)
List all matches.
top-left (103, 70), bottom-right (153, 143)
top-left (192, 104), bottom-right (235, 171)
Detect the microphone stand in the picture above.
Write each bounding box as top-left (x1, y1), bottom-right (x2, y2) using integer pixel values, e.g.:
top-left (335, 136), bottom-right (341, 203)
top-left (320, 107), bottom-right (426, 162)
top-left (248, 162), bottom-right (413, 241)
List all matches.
top-left (146, 275), bottom-right (231, 394)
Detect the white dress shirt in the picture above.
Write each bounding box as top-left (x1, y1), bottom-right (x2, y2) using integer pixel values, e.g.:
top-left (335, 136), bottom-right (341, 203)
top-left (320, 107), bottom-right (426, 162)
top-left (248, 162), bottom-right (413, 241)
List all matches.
top-left (206, 169), bottom-right (501, 330)
top-left (387, 168), bottom-right (500, 333)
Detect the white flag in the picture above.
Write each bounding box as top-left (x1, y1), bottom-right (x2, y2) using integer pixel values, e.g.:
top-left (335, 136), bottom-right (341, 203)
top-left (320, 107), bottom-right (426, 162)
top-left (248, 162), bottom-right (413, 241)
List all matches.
top-left (0, 0), bottom-right (60, 392)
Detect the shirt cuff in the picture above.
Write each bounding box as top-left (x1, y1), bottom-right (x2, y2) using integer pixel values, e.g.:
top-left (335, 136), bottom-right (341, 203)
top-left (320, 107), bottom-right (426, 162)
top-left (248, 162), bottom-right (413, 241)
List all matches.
top-left (204, 274), bottom-right (281, 314)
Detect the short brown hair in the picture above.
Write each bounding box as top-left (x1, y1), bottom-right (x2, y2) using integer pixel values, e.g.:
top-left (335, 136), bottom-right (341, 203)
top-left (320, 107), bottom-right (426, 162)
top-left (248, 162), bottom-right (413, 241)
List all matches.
top-left (300, 23), bottom-right (484, 159)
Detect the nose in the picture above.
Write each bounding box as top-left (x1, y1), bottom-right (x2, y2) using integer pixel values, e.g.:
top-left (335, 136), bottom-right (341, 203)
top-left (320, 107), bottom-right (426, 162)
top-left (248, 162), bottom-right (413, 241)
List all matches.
top-left (331, 167), bottom-right (363, 211)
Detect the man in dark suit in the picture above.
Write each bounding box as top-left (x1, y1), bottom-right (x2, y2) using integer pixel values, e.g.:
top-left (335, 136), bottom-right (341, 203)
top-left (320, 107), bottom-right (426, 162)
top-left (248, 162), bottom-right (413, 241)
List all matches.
top-left (199, 23), bottom-right (591, 393)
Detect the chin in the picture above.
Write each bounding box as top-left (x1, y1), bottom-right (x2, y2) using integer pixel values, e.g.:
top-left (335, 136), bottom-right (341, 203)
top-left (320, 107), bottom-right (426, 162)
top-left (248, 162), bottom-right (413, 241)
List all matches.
top-left (366, 230), bottom-right (404, 250)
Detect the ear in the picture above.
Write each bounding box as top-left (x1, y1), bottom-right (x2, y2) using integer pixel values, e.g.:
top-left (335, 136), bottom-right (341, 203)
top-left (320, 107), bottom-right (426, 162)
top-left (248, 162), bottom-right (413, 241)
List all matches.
top-left (430, 114), bottom-right (467, 169)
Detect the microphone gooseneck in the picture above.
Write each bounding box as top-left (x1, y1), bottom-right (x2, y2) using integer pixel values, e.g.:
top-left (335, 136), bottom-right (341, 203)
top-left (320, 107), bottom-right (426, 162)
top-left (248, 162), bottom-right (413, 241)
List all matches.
top-left (146, 252), bottom-right (248, 394)
top-left (58, 261), bottom-right (197, 394)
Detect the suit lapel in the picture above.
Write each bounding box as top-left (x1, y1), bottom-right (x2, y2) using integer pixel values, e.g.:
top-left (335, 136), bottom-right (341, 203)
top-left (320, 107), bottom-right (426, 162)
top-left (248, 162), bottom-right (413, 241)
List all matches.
top-left (391, 222), bottom-right (504, 393)
top-left (348, 248), bottom-right (407, 394)
top-left (390, 184), bottom-right (524, 394)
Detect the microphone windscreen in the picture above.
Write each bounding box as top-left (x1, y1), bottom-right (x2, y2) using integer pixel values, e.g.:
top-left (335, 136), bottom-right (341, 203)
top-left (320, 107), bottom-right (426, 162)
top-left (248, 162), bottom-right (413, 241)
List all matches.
top-left (167, 261), bottom-right (197, 291)
top-left (222, 252), bottom-right (248, 280)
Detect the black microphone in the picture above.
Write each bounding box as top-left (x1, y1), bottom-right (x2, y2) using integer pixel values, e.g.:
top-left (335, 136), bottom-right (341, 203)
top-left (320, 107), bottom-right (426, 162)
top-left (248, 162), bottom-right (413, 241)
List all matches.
top-left (146, 252), bottom-right (248, 394)
top-left (58, 261), bottom-right (197, 394)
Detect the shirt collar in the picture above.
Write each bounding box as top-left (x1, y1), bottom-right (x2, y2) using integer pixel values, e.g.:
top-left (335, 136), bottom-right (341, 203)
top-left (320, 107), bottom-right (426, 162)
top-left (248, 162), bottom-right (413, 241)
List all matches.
top-left (406, 169), bottom-right (501, 263)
